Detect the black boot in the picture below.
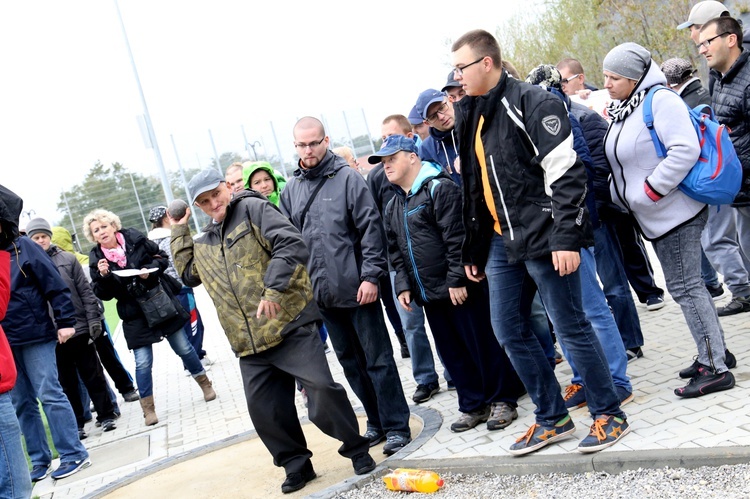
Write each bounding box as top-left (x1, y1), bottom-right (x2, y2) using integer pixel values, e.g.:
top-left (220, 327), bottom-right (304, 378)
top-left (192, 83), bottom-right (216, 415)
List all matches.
top-left (394, 329), bottom-right (410, 359)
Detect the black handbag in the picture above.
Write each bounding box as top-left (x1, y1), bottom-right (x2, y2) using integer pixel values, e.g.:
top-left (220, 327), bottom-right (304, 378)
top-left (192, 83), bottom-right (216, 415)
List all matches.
top-left (135, 281), bottom-right (183, 328)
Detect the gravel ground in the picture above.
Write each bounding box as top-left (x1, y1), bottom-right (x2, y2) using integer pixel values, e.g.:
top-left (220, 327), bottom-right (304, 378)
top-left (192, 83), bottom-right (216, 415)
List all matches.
top-left (335, 464), bottom-right (750, 498)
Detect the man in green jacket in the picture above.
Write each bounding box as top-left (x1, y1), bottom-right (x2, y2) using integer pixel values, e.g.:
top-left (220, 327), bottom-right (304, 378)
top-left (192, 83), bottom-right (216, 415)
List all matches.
top-left (171, 169), bottom-right (375, 494)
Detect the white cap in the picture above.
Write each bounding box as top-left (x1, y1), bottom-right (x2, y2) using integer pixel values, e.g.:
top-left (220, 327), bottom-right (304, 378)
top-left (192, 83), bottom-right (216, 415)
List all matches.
top-left (677, 1), bottom-right (728, 29)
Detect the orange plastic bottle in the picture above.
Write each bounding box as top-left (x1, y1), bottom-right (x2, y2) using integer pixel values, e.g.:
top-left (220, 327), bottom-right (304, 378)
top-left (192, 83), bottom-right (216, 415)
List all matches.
top-left (382, 468), bottom-right (445, 493)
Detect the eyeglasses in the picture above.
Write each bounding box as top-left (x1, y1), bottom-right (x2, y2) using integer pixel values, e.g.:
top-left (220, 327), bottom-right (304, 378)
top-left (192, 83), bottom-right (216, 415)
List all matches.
top-left (426, 102), bottom-right (449, 123)
top-left (294, 137), bottom-right (326, 149)
top-left (560, 74), bottom-right (580, 86)
top-left (696, 32), bottom-right (731, 49)
top-left (453, 57), bottom-right (485, 76)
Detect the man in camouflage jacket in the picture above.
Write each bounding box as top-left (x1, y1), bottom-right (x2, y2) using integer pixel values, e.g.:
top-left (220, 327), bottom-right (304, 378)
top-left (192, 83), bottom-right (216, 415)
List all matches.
top-left (171, 169), bottom-right (374, 493)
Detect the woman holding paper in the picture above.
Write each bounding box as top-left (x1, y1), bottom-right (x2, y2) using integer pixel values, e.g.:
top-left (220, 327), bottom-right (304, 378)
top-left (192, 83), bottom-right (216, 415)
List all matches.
top-left (84, 209), bottom-right (216, 426)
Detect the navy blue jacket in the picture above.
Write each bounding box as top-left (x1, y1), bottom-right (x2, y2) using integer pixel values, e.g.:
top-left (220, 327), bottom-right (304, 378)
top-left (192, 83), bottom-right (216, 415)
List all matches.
top-left (2, 237), bottom-right (76, 346)
top-left (420, 127), bottom-right (462, 185)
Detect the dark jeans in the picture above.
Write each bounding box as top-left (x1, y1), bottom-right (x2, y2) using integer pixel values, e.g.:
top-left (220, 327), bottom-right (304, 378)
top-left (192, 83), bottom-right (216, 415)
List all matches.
top-left (320, 302), bottom-right (411, 437)
top-left (592, 224), bottom-right (645, 350)
top-left (607, 211), bottom-right (664, 303)
top-left (238, 323), bottom-right (370, 474)
top-left (484, 233), bottom-right (624, 425)
top-left (423, 282), bottom-right (525, 413)
top-left (56, 334), bottom-right (118, 426)
top-left (178, 286), bottom-right (206, 360)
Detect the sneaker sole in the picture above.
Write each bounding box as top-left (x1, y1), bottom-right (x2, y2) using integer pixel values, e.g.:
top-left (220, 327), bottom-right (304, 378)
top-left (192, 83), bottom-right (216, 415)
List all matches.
top-left (674, 372), bottom-right (736, 398)
top-left (577, 424), bottom-right (631, 453)
top-left (281, 472), bottom-right (317, 493)
top-left (51, 459), bottom-right (91, 479)
top-left (508, 425), bottom-right (577, 456)
top-left (412, 388), bottom-right (440, 404)
top-left (619, 392), bottom-right (635, 407)
top-left (450, 415), bottom-right (490, 433)
top-left (646, 302), bottom-right (665, 311)
top-left (31, 467), bottom-right (51, 482)
top-left (354, 462), bottom-right (377, 475)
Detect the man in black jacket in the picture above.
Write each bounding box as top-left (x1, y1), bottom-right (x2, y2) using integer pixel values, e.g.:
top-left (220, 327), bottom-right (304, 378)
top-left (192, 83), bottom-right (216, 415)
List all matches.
top-left (451, 29), bottom-right (629, 456)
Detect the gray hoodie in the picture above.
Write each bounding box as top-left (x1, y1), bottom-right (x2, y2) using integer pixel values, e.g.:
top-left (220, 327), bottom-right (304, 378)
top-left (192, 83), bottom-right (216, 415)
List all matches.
top-left (604, 62), bottom-right (704, 240)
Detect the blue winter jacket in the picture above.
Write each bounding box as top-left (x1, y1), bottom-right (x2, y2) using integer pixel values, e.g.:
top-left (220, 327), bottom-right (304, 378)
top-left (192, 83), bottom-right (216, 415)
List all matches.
top-left (2, 236), bottom-right (76, 346)
top-left (420, 127), bottom-right (462, 185)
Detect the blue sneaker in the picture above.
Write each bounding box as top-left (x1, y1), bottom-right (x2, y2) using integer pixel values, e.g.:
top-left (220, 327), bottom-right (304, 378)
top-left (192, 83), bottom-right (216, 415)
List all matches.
top-left (577, 415), bottom-right (630, 453)
top-left (51, 458), bottom-right (91, 479)
top-left (30, 464), bottom-right (51, 482)
top-left (509, 415), bottom-right (576, 456)
top-left (563, 384), bottom-right (586, 409)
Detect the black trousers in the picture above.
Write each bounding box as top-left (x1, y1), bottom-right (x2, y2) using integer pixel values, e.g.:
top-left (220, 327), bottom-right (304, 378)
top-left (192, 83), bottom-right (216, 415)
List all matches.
top-left (95, 320), bottom-right (136, 395)
top-left (238, 323), bottom-right (370, 475)
top-left (422, 282), bottom-right (526, 413)
top-left (56, 334), bottom-right (118, 426)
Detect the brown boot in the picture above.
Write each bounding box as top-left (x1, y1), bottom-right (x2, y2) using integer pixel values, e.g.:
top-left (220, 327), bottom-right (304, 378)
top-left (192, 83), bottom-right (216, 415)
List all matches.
top-left (195, 374), bottom-right (216, 402)
top-left (139, 396), bottom-right (158, 426)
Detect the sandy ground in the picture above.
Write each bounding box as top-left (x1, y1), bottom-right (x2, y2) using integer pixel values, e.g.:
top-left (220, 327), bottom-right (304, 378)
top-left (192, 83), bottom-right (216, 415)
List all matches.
top-left (104, 416), bottom-right (423, 498)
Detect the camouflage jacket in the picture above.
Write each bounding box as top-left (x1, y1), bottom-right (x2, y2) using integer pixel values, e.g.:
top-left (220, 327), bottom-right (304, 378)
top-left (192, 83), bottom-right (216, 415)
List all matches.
top-left (171, 190), bottom-right (319, 357)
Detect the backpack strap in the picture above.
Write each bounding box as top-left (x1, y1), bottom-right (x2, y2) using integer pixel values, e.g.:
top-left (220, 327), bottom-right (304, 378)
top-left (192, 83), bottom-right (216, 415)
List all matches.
top-left (642, 86), bottom-right (670, 159)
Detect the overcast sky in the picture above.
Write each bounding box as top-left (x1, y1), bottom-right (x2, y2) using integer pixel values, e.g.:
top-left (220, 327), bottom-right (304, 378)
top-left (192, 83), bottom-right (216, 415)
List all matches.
top-left (0, 0), bottom-right (535, 227)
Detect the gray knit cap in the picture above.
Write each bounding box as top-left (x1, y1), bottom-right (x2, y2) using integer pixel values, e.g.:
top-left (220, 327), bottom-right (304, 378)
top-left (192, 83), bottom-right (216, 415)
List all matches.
top-left (603, 42), bottom-right (651, 80)
top-left (25, 217), bottom-right (52, 238)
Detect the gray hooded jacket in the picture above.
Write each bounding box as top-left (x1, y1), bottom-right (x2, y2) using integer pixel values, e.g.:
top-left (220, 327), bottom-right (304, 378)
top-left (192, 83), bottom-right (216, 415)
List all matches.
top-left (604, 62), bottom-right (704, 240)
top-left (279, 150), bottom-right (387, 308)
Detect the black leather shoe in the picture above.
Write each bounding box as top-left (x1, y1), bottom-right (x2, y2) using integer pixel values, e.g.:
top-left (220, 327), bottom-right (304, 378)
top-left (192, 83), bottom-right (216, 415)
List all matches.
top-left (352, 452), bottom-right (376, 475)
top-left (675, 365), bottom-right (735, 398)
top-left (280, 462), bottom-right (316, 494)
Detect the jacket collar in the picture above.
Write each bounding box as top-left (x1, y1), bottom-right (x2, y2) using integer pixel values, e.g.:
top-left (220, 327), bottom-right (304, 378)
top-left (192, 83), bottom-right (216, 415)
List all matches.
top-left (718, 49), bottom-right (750, 83)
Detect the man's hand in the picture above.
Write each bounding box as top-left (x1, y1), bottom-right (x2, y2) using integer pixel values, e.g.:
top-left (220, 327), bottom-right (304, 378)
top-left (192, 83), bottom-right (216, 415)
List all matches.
top-left (58, 327), bottom-right (75, 344)
top-left (256, 299), bottom-right (281, 319)
top-left (397, 290), bottom-right (412, 312)
top-left (169, 206), bottom-right (191, 225)
top-left (552, 250), bottom-right (580, 276)
top-left (449, 286), bottom-right (468, 306)
top-left (576, 89), bottom-right (592, 100)
top-left (357, 281), bottom-right (378, 305)
top-left (464, 265), bottom-right (486, 283)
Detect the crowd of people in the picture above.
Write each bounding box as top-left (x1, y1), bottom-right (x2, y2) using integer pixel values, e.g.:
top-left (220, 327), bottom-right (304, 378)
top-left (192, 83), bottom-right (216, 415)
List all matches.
top-left (1, 2), bottom-right (750, 496)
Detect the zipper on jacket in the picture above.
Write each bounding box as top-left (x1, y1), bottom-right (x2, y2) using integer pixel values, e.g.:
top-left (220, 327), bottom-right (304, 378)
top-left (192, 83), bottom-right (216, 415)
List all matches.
top-left (220, 239), bottom-right (258, 354)
top-left (489, 155), bottom-right (515, 240)
top-left (403, 200), bottom-right (429, 303)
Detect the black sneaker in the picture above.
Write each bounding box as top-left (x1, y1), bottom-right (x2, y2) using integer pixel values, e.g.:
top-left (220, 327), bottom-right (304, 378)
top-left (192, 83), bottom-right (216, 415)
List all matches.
top-left (679, 350), bottom-right (736, 378)
top-left (717, 296), bottom-right (750, 316)
top-left (280, 461), bottom-right (316, 494)
top-left (352, 452), bottom-right (376, 475)
top-left (446, 380), bottom-right (456, 391)
top-left (675, 365), bottom-right (735, 398)
top-left (101, 419), bottom-right (117, 432)
top-left (626, 347), bottom-right (643, 362)
top-left (78, 428), bottom-right (88, 440)
top-left (646, 295), bottom-right (666, 311)
top-left (383, 434), bottom-right (411, 455)
top-left (363, 428), bottom-right (385, 447)
top-left (412, 382), bottom-right (440, 404)
top-left (122, 389), bottom-right (140, 402)
top-left (706, 283), bottom-right (725, 301)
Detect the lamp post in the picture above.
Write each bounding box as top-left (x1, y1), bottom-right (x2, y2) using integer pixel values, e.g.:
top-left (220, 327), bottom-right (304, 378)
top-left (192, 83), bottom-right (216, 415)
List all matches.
top-left (248, 141), bottom-right (261, 161)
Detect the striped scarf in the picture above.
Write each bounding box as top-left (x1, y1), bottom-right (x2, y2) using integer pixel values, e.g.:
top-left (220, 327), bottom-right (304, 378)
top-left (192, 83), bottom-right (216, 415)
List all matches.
top-left (606, 89), bottom-right (647, 123)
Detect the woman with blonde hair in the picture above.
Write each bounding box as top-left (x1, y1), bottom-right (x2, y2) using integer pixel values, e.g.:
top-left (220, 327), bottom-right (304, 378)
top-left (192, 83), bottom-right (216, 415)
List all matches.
top-left (84, 209), bottom-right (216, 426)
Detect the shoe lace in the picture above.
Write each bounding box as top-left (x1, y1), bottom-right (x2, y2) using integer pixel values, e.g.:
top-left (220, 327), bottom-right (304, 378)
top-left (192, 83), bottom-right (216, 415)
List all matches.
top-left (589, 417), bottom-right (609, 441)
top-left (515, 424), bottom-right (540, 444)
top-left (563, 384), bottom-right (582, 401)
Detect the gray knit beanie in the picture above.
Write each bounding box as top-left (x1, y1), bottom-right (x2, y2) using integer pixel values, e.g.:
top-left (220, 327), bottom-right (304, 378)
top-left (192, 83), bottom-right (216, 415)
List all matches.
top-left (26, 217), bottom-right (53, 238)
top-left (603, 42), bottom-right (651, 80)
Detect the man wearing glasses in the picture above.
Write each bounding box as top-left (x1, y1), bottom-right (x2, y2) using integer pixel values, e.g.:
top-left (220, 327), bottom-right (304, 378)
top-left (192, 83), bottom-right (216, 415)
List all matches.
top-left (415, 89), bottom-right (461, 185)
top-left (450, 29), bottom-right (629, 456)
top-left (556, 58), bottom-right (597, 99)
top-left (279, 117), bottom-right (412, 457)
top-left (700, 17), bottom-right (750, 313)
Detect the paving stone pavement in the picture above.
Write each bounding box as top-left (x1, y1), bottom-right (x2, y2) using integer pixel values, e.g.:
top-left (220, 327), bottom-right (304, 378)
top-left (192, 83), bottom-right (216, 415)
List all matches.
top-left (30, 250), bottom-right (750, 498)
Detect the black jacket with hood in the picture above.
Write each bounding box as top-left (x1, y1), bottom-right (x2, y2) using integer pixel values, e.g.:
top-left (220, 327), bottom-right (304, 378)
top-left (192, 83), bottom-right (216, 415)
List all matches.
top-left (48, 245), bottom-right (102, 339)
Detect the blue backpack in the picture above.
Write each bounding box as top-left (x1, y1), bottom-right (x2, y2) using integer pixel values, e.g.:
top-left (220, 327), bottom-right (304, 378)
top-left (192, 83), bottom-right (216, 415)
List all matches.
top-left (642, 86), bottom-right (742, 205)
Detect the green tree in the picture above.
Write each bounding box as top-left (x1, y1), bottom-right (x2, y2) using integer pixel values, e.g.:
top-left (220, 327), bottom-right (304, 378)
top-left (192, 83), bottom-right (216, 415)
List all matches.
top-left (209, 152), bottom-right (246, 173)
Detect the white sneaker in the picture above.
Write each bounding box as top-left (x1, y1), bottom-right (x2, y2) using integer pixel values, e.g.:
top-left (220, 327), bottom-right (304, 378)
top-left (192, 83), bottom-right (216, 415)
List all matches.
top-left (201, 356), bottom-right (213, 367)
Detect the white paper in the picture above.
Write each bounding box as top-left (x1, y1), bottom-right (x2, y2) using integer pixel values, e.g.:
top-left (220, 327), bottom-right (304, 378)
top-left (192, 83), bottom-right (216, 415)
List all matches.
top-left (112, 268), bottom-right (159, 277)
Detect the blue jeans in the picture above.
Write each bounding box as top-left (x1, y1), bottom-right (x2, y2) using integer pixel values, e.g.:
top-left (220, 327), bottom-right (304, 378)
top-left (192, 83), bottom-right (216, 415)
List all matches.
top-left (10, 340), bottom-right (88, 466)
top-left (562, 247), bottom-right (631, 393)
top-left (0, 391), bottom-right (32, 499)
top-left (529, 294), bottom-right (556, 369)
top-left (701, 250), bottom-right (719, 288)
top-left (484, 233), bottom-right (623, 425)
top-left (702, 205), bottom-right (750, 297)
top-left (133, 330), bottom-right (205, 398)
top-left (592, 225), bottom-right (644, 350)
top-left (653, 211), bottom-right (728, 371)
top-left (389, 271), bottom-right (438, 386)
top-left (178, 286), bottom-right (206, 359)
top-left (320, 302), bottom-right (411, 437)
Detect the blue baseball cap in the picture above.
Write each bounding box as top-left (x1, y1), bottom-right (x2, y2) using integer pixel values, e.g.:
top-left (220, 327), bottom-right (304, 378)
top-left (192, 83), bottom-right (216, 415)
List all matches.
top-left (368, 135), bottom-right (419, 164)
top-left (415, 89), bottom-right (446, 120)
top-left (407, 105), bottom-right (423, 125)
